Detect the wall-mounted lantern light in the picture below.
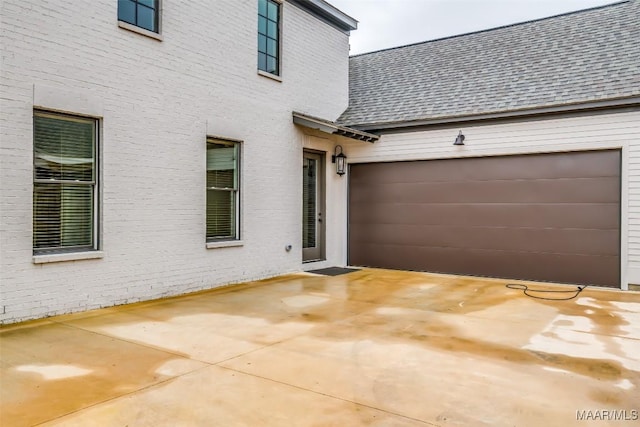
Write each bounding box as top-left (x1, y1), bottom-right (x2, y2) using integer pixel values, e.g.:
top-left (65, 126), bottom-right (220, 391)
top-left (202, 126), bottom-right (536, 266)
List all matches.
top-left (453, 131), bottom-right (465, 146)
top-left (332, 145), bottom-right (347, 176)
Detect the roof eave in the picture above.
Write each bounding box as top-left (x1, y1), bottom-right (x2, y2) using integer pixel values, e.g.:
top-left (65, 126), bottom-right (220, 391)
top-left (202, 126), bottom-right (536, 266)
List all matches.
top-left (287, 0), bottom-right (358, 34)
top-left (293, 112), bottom-right (379, 142)
top-left (346, 96), bottom-right (640, 132)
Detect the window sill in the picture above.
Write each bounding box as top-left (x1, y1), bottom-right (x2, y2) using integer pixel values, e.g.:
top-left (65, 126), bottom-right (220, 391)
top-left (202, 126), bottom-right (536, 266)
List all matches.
top-left (118, 21), bottom-right (163, 41)
top-left (206, 240), bottom-right (244, 249)
top-left (258, 70), bottom-right (282, 82)
top-left (33, 251), bottom-right (104, 264)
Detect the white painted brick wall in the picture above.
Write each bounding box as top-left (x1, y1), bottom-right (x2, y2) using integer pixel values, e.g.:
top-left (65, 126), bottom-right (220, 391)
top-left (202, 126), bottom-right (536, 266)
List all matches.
top-left (0, 0), bottom-right (350, 323)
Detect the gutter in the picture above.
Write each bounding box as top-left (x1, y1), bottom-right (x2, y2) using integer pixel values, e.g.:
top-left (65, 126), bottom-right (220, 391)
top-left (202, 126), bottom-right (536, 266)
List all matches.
top-left (287, 0), bottom-right (358, 34)
top-left (346, 96), bottom-right (640, 133)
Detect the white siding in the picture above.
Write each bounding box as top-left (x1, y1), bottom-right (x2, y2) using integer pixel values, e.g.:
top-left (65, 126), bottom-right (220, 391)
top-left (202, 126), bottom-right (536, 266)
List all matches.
top-left (337, 110), bottom-right (640, 287)
top-left (0, 0), bottom-right (350, 323)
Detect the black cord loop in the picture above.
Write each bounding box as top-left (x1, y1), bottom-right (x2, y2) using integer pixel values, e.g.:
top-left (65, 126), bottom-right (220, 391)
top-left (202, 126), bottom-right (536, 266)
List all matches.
top-left (506, 283), bottom-right (586, 301)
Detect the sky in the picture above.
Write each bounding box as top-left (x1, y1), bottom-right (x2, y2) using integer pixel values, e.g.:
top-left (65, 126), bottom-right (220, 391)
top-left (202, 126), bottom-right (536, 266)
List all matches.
top-left (327, 0), bottom-right (621, 55)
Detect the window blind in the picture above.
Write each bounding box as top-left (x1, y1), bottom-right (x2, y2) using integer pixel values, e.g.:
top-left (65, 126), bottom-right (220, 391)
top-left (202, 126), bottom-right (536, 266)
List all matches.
top-left (33, 112), bottom-right (97, 253)
top-left (206, 141), bottom-right (239, 240)
top-left (303, 157), bottom-right (316, 248)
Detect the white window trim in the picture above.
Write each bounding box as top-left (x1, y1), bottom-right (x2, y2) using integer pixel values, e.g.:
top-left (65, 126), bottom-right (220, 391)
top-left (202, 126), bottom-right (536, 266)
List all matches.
top-left (258, 70), bottom-right (283, 82)
top-left (118, 21), bottom-right (163, 41)
top-left (33, 111), bottom-right (101, 257)
top-left (206, 240), bottom-right (244, 249)
top-left (33, 251), bottom-right (104, 264)
top-left (206, 137), bottom-right (242, 244)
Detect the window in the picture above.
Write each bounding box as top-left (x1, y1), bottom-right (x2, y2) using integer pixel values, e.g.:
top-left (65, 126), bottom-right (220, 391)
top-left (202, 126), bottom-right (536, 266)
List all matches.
top-left (118, 0), bottom-right (159, 33)
top-left (258, 0), bottom-right (280, 75)
top-left (207, 139), bottom-right (240, 241)
top-left (33, 112), bottom-right (98, 254)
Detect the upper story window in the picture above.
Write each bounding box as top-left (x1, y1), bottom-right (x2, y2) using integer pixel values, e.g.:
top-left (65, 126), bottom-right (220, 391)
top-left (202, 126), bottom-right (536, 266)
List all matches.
top-left (33, 111), bottom-right (99, 254)
top-left (118, 0), bottom-right (159, 33)
top-left (258, 0), bottom-right (280, 76)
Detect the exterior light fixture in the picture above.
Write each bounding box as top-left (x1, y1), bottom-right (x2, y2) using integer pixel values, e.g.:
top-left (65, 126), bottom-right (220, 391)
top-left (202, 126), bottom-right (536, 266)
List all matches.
top-left (453, 131), bottom-right (465, 146)
top-left (332, 145), bottom-right (347, 176)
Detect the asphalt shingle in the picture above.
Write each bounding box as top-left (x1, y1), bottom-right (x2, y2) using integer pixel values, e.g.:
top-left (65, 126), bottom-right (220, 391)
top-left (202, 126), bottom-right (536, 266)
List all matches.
top-left (338, 0), bottom-right (640, 129)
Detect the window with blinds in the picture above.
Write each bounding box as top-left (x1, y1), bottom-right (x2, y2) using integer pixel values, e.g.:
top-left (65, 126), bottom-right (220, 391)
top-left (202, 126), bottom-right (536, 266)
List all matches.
top-left (33, 111), bottom-right (98, 254)
top-left (302, 157), bottom-right (316, 248)
top-left (207, 139), bottom-right (240, 241)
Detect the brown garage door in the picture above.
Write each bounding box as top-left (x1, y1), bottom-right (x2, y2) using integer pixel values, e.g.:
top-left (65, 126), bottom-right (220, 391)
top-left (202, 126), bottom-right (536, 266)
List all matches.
top-left (348, 150), bottom-right (621, 287)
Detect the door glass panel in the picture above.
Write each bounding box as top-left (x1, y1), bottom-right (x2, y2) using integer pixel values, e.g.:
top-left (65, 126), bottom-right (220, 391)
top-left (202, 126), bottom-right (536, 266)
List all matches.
top-left (303, 157), bottom-right (317, 249)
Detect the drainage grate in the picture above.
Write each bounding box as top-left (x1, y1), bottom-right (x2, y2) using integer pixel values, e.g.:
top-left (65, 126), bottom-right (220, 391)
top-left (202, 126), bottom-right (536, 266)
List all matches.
top-left (307, 267), bottom-right (361, 276)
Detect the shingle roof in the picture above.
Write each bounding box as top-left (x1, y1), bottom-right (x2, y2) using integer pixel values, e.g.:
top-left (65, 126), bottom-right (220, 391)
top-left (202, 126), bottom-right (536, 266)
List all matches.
top-left (338, 0), bottom-right (640, 129)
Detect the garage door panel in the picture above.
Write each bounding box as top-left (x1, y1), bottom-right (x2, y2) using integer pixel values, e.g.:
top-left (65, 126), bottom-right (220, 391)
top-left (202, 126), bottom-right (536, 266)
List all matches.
top-left (349, 223), bottom-right (619, 256)
top-left (348, 150), bottom-right (621, 287)
top-left (350, 150), bottom-right (620, 184)
top-left (350, 202), bottom-right (620, 230)
top-left (350, 243), bottom-right (619, 287)
top-left (350, 177), bottom-right (619, 204)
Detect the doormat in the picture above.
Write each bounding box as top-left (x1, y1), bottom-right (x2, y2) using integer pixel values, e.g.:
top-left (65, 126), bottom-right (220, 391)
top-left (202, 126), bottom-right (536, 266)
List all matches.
top-left (307, 267), bottom-right (361, 276)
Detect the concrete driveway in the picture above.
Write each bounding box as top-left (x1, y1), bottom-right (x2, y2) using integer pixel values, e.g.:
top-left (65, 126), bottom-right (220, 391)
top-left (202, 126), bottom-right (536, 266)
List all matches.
top-left (1, 268), bottom-right (639, 426)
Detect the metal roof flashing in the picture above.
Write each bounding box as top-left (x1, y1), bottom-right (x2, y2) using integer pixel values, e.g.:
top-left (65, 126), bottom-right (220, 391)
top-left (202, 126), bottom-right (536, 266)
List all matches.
top-left (293, 112), bottom-right (379, 142)
top-left (288, 0), bottom-right (358, 34)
